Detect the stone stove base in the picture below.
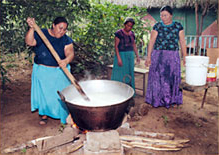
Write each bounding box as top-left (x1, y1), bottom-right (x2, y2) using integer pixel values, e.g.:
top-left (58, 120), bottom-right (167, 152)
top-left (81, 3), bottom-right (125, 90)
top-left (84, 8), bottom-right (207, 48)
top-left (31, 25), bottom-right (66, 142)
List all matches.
top-left (83, 130), bottom-right (123, 155)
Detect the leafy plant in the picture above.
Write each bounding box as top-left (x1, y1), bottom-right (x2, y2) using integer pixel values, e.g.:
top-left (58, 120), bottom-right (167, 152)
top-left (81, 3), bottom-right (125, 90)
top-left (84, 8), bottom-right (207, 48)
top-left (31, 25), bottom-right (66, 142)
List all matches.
top-left (71, 1), bottom-right (151, 75)
top-left (1, 0), bottom-right (152, 77)
top-left (0, 0), bottom-right (90, 56)
top-left (161, 115), bottom-right (169, 126)
top-left (21, 148), bottom-right (26, 153)
top-left (0, 0), bottom-right (90, 88)
top-left (59, 123), bottom-right (66, 133)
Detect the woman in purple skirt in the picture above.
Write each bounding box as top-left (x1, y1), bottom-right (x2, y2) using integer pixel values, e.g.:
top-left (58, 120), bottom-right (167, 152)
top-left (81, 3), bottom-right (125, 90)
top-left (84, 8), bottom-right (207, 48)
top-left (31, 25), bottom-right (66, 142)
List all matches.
top-left (144, 6), bottom-right (187, 108)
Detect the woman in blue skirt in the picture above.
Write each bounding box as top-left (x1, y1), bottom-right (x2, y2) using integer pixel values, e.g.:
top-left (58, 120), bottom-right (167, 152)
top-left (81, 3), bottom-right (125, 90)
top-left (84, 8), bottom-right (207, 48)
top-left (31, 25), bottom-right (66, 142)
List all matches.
top-left (111, 17), bottom-right (140, 93)
top-left (25, 17), bottom-right (74, 125)
top-left (145, 6), bottom-right (187, 108)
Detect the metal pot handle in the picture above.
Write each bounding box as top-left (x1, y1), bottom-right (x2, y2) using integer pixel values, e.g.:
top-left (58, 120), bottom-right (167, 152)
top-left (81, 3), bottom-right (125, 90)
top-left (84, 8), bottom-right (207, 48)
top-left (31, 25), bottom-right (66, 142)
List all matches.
top-left (57, 91), bottom-right (66, 102)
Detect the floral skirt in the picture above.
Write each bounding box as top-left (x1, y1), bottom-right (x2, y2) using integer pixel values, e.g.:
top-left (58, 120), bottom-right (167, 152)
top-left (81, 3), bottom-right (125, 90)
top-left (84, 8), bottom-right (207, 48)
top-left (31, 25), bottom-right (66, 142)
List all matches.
top-left (145, 50), bottom-right (182, 108)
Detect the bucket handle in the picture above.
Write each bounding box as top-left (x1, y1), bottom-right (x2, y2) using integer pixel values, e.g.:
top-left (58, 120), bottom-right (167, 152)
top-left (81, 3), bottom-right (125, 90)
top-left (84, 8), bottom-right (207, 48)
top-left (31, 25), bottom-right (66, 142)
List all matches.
top-left (57, 91), bottom-right (66, 102)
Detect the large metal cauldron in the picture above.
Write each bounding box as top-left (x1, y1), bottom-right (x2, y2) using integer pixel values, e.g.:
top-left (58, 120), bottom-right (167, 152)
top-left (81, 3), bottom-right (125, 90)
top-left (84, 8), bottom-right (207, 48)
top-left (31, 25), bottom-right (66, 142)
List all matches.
top-left (58, 80), bottom-right (134, 131)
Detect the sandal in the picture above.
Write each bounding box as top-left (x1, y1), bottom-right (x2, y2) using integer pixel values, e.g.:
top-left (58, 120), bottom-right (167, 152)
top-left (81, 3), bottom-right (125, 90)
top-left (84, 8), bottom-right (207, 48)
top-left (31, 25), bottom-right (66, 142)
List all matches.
top-left (39, 117), bottom-right (48, 125)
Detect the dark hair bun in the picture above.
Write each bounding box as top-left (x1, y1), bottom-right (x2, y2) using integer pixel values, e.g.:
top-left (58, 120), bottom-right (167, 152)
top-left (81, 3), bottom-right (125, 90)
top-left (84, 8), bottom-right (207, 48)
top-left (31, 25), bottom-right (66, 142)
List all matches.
top-left (160, 5), bottom-right (173, 15)
top-left (124, 17), bottom-right (135, 25)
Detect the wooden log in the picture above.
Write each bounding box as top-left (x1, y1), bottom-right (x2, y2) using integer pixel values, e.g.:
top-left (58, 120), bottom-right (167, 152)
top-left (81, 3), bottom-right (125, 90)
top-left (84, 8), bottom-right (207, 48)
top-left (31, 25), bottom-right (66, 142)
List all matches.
top-left (36, 126), bottom-right (79, 151)
top-left (46, 134), bottom-right (86, 155)
top-left (1, 136), bottom-right (52, 154)
top-left (117, 127), bottom-right (175, 140)
top-left (120, 135), bottom-right (190, 145)
top-left (121, 140), bottom-right (184, 148)
top-left (131, 145), bottom-right (181, 151)
top-left (121, 141), bottom-right (182, 151)
top-left (125, 147), bottom-right (154, 155)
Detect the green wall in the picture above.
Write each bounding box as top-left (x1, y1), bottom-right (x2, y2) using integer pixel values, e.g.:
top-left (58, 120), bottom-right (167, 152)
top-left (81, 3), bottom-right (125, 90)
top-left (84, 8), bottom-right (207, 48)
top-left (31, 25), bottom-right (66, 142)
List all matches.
top-left (147, 8), bottom-right (217, 36)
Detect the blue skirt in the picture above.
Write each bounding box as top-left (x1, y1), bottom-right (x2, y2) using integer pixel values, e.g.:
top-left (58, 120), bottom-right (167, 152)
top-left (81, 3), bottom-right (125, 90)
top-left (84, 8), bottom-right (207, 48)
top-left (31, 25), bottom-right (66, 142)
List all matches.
top-left (31, 63), bottom-right (71, 124)
top-left (111, 51), bottom-right (135, 91)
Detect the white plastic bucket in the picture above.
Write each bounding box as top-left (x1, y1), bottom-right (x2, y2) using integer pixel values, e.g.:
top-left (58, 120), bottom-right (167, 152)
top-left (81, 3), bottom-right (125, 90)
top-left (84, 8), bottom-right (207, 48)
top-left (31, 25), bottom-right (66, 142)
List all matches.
top-left (185, 56), bottom-right (209, 86)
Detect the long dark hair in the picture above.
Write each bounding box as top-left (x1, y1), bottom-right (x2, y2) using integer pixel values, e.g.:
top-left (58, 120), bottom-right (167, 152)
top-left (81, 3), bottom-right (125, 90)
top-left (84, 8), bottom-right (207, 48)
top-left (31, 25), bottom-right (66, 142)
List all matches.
top-left (160, 5), bottom-right (173, 15)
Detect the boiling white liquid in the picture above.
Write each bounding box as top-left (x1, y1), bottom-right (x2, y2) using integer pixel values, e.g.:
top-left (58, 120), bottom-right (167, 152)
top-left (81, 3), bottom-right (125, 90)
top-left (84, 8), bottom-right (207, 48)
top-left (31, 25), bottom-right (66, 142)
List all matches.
top-left (69, 93), bottom-right (127, 107)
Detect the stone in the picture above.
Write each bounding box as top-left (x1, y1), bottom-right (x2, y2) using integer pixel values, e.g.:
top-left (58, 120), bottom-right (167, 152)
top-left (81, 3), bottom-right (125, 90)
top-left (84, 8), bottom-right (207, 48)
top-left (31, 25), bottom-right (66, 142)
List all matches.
top-left (84, 130), bottom-right (123, 155)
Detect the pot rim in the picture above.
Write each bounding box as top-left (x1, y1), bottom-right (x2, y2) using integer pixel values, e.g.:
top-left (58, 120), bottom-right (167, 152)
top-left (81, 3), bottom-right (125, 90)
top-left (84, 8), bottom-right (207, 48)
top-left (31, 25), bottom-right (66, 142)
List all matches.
top-left (65, 97), bottom-right (132, 108)
top-left (62, 79), bottom-right (135, 107)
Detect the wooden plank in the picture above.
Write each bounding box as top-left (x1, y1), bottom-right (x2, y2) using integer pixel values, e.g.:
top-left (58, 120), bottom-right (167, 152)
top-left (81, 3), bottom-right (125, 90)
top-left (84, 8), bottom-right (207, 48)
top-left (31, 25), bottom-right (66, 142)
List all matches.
top-left (107, 65), bottom-right (149, 74)
top-left (36, 126), bottom-right (79, 152)
top-left (180, 80), bottom-right (219, 92)
top-left (107, 64), bottom-right (149, 97)
top-left (179, 82), bottom-right (207, 92)
top-left (1, 136), bottom-right (52, 154)
top-left (117, 127), bottom-right (175, 140)
top-left (46, 134), bottom-right (86, 155)
top-left (134, 67), bottom-right (149, 74)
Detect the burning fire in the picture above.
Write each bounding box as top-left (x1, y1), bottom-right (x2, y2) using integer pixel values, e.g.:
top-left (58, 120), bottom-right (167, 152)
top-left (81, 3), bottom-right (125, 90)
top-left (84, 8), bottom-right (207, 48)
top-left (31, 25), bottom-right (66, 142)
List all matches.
top-left (67, 114), bottom-right (88, 134)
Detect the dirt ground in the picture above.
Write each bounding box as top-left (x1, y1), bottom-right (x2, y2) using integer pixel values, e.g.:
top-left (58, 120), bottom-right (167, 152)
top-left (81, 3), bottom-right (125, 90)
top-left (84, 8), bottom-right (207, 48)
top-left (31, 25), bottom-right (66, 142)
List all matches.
top-left (0, 55), bottom-right (218, 155)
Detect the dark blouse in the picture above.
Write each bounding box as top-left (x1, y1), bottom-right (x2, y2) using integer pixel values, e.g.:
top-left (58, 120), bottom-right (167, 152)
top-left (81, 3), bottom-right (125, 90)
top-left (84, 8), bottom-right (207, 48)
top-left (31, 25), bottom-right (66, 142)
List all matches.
top-left (153, 21), bottom-right (183, 51)
top-left (33, 29), bottom-right (73, 66)
top-left (115, 29), bottom-right (135, 52)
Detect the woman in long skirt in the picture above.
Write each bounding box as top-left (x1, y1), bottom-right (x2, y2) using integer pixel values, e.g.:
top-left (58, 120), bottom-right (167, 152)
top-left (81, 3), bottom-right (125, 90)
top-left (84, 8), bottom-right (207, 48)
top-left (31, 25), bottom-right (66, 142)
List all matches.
top-left (25, 17), bottom-right (74, 125)
top-left (145, 6), bottom-right (187, 108)
top-left (111, 17), bottom-right (140, 93)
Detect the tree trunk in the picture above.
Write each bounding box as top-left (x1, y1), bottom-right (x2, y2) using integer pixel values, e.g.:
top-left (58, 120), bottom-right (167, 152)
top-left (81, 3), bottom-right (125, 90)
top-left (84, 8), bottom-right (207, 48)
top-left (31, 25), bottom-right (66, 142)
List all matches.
top-left (195, 2), bottom-right (199, 53)
top-left (200, 0), bottom-right (210, 34)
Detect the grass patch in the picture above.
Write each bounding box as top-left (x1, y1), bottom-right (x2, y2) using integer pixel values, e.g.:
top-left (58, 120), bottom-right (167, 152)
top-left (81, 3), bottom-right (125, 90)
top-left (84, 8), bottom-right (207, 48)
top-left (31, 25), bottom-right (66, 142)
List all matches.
top-left (161, 115), bottom-right (169, 126)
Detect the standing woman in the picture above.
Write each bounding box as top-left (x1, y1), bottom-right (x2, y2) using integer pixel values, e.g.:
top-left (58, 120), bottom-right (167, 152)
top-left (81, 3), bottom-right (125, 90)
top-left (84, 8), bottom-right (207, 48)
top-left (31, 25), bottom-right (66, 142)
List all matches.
top-left (145, 6), bottom-right (187, 108)
top-left (25, 17), bottom-right (74, 125)
top-left (111, 17), bottom-right (140, 92)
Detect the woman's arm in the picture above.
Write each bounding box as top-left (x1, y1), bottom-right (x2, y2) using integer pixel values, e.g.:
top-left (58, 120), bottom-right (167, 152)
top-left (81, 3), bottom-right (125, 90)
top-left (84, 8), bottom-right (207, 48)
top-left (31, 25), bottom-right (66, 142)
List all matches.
top-left (133, 41), bottom-right (140, 64)
top-left (25, 17), bottom-right (37, 46)
top-left (58, 43), bottom-right (74, 68)
top-left (179, 30), bottom-right (187, 66)
top-left (115, 37), bottom-right (123, 66)
top-left (145, 30), bottom-right (158, 67)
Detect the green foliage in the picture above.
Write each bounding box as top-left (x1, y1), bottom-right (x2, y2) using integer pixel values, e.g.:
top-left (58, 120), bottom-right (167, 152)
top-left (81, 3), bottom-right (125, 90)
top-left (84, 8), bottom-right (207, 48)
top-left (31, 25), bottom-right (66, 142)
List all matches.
top-left (161, 115), bottom-right (169, 126)
top-left (1, 0), bottom-right (152, 80)
top-left (71, 1), bottom-right (151, 75)
top-left (0, 0), bottom-right (90, 88)
top-left (0, 0), bottom-right (90, 55)
top-left (59, 123), bottom-right (66, 133)
top-left (21, 148), bottom-right (26, 153)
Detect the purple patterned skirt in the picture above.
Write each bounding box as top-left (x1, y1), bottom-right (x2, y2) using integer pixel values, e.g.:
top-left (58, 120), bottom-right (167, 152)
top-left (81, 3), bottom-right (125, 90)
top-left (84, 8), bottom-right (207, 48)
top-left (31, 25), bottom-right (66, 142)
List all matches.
top-left (145, 50), bottom-right (182, 108)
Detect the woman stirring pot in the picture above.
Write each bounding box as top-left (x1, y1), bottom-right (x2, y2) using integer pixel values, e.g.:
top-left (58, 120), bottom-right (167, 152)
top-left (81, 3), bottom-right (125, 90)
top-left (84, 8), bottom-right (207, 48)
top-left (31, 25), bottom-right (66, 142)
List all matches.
top-left (25, 17), bottom-right (74, 125)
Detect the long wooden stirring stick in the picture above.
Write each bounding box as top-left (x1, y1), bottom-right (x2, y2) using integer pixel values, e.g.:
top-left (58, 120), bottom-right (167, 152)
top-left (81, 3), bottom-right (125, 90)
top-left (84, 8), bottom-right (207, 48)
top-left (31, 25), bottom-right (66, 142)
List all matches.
top-left (32, 22), bottom-right (90, 101)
